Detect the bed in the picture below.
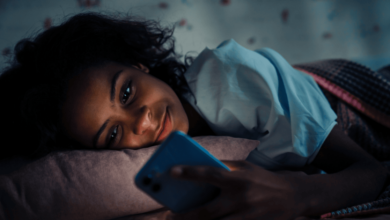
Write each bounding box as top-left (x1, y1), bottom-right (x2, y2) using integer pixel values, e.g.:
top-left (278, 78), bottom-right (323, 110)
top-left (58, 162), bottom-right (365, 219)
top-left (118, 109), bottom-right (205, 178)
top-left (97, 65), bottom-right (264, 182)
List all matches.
top-left (1, 60), bottom-right (390, 220)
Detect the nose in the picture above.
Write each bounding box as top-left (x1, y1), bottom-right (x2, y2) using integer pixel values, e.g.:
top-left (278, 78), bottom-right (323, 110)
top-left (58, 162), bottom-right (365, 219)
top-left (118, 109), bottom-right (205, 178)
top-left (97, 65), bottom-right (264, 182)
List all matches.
top-left (133, 106), bottom-right (152, 135)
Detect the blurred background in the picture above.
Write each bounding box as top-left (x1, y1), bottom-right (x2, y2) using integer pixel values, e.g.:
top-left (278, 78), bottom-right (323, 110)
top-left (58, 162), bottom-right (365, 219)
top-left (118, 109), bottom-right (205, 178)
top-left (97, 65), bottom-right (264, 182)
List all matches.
top-left (0, 0), bottom-right (389, 71)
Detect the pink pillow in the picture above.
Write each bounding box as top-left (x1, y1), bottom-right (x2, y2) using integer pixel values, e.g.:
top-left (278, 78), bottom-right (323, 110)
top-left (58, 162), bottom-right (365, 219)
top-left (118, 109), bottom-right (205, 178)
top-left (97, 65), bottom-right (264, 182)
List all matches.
top-left (0, 136), bottom-right (259, 220)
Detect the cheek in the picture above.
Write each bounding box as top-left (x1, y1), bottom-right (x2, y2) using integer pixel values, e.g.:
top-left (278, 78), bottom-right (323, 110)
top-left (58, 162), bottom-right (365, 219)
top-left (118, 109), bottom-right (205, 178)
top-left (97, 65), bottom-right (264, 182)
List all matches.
top-left (166, 94), bottom-right (188, 132)
top-left (175, 102), bottom-right (189, 133)
top-left (148, 77), bottom-right (189, 133)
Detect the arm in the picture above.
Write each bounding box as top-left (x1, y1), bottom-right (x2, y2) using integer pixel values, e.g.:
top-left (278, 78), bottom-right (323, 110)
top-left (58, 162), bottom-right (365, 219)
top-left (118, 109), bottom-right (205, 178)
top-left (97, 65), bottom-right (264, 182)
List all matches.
top-left (167, 125), bottom-right (389, 220)
top-left (113, 208), bottom-right (170, 220)
top-left (300, 124), bottom-right (388, 215)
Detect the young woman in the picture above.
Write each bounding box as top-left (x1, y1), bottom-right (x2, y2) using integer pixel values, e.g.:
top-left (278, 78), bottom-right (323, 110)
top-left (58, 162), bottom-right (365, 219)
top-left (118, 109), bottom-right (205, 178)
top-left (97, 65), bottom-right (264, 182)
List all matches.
top-left (0, 12), bottom-right (387, 219)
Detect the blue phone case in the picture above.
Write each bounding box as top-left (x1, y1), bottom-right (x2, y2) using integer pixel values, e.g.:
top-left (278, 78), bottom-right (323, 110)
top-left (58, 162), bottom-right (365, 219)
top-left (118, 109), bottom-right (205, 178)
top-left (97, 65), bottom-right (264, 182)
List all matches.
top-left (134, 131), bottom-right (230, 213)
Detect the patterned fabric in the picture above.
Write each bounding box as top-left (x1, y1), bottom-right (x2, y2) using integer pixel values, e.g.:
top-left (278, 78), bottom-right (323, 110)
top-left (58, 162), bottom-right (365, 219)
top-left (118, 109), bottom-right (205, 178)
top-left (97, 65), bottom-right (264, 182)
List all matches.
top-left (295, 60), bottom-right (390, 128)
top-left (294, 60), bottom-right (390, 161)
top-left (323, 89), bottom-right (390, 161)
top-left (293, 60), bottom-right (390, 219)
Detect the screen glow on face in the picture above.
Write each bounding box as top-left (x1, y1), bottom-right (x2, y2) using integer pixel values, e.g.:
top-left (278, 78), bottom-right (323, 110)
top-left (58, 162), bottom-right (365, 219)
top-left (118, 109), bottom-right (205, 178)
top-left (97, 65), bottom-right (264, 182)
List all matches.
top-left (61, 62), bottom-right (189, 149)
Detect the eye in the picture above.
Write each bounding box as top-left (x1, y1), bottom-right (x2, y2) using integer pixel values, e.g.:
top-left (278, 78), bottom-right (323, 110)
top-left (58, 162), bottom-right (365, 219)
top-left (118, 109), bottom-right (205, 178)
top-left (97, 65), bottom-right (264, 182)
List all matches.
top-left (108, 125), bottom-right (119, 147)
top-left (122, 80), bottom-right (132, 103)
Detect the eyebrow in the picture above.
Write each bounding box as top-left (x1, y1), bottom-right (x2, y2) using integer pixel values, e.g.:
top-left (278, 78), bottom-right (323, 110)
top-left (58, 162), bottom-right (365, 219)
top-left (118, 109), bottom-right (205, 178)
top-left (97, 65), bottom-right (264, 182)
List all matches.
top-left (92, 69), bottom-right (123, 148)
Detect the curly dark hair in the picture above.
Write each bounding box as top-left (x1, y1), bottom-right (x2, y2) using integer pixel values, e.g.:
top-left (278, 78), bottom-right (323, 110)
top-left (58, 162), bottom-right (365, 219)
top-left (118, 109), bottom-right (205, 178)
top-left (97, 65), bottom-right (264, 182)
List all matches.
top-left (0, 12), bottom-right (192, 159)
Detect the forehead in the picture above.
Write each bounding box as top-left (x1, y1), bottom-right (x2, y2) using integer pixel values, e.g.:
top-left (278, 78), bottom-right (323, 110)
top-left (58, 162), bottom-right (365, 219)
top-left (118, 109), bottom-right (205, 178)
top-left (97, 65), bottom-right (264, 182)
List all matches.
top-left (73, 63), bottom-right (121, 88)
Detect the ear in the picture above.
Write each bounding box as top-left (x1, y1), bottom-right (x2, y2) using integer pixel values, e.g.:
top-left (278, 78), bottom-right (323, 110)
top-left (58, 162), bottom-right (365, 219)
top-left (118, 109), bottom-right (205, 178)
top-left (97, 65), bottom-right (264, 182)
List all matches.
top-left (133, 63), bottom-right (150, 73)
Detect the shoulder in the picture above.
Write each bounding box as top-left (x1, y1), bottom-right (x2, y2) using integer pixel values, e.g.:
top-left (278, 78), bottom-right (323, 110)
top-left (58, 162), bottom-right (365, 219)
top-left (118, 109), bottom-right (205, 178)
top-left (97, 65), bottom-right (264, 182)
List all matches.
top-left (214, 39), bottom-right (286, 64)
top-left (187, 39), bottom-right (280, 74)
top-left (213, 39), bottom-right (265, 62)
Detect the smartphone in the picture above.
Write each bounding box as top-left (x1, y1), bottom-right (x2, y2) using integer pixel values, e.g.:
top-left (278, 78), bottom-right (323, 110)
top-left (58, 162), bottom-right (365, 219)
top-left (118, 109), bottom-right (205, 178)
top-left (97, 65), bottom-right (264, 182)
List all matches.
top-left (135, 131), bottom-right (230, 213)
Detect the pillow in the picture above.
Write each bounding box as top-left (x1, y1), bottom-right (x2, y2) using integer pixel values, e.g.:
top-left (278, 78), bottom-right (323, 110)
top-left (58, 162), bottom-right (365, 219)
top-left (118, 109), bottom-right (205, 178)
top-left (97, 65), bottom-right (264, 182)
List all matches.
top-left (0, 136), bottom-right (259, 220)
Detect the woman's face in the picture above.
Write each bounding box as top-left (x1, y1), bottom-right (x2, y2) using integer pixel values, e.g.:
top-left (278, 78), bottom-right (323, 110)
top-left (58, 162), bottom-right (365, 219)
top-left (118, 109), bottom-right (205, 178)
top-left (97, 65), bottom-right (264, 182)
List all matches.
top-left (61, 62), bottom-right (189, 149)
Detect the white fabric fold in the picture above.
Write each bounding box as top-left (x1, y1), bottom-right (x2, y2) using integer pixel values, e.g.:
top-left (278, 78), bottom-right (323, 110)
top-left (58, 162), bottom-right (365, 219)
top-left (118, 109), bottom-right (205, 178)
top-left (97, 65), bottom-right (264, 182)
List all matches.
top-left (183, 39), bottom-right (337, 169)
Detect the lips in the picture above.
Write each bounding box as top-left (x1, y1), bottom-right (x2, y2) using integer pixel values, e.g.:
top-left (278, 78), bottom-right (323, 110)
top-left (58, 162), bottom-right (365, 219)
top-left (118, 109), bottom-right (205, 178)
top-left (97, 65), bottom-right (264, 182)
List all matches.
top-left (156, 108), bottom-right (172, 143)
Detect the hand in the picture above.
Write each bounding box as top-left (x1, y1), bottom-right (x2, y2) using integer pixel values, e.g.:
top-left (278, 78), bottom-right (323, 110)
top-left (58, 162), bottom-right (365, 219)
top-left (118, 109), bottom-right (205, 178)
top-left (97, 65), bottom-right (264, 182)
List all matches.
top-left (166, 160), bottom-right (308, 220)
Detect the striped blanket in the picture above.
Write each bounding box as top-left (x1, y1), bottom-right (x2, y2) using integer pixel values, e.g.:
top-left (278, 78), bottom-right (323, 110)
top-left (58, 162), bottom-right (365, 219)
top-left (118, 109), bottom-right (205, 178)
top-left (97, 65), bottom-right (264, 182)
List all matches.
top-left (294, 60), bottom-right (390, 219)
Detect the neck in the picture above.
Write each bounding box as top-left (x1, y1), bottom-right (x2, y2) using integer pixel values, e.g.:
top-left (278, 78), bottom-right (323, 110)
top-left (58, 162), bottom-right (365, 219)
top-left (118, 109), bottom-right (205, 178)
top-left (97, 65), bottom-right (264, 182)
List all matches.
top-left (181, 100), bottom-right (216, 137)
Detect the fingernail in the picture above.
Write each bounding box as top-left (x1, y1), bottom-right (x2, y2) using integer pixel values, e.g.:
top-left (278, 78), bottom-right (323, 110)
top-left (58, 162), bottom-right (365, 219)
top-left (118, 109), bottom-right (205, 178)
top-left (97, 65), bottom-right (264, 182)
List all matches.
top-left (171, 166), bottom-right (183, 176)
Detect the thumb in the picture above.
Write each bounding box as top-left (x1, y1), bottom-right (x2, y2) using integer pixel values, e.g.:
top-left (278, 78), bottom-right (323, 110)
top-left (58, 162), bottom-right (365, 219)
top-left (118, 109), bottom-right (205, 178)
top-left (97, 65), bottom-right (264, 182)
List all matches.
top-left (221, 160), bottom-right (260, 171)
top-left (170, 165), bottom-right (238, 188)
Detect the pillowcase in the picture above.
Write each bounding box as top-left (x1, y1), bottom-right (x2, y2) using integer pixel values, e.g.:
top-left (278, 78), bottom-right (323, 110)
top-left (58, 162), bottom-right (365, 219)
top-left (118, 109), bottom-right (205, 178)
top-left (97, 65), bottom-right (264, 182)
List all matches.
top-left (0, 136), bottom-right (259, 220)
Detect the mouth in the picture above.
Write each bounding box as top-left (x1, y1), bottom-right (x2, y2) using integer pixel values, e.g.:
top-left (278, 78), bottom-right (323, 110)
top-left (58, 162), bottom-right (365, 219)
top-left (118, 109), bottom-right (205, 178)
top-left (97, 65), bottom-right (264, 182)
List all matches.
top-left (155, 108), bottom-right (172, 143)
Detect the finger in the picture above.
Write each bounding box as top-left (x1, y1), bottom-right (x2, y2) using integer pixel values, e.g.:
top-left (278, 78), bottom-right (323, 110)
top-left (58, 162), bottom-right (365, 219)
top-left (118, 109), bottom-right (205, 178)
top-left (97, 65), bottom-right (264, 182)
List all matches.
top-left (294, 217), bottom-right (315, 220)
top-left (170, 165), bottom-right (241, 188)
top-left (219, 212), bottom-right (247, 220)
top-left (275, 170), bottom-right (307, 176)
top-left (168, 195), bottom-right (236, 220)
top-left (218, 208), bottom-right (264, 220)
